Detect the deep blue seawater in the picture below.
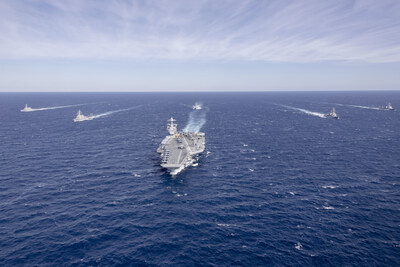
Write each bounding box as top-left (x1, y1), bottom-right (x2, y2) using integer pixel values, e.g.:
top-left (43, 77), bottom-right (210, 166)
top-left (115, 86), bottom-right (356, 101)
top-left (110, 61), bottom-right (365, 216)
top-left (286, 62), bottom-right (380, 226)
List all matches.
top-left (0, 92), bottom-right (399, 266)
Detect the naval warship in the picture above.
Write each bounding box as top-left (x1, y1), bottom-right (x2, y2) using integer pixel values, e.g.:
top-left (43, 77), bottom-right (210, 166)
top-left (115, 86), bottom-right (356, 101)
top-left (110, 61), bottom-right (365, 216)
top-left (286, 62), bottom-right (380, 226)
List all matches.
top-left (73, 110), bottom-right (90, 122)
top-left (21, 104), bottom-right (33, 112)
top-left (157, 117), bottom-right (205, 175)
top-left (326, 107), bottom-right (339, 119)
top-left (384, 102), bottom-right (394, 110)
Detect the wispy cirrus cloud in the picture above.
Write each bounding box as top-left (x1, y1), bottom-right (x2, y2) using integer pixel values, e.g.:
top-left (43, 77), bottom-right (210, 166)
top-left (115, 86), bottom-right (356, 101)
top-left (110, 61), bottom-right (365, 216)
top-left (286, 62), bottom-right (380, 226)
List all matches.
top-left (0, 0), bottom-right (399, 63)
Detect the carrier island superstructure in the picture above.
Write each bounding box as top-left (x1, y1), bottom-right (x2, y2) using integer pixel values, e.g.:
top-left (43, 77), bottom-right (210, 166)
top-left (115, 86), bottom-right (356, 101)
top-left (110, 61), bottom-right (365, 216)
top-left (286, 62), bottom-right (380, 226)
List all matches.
top-left (157, 117), bottom-right (205, 175)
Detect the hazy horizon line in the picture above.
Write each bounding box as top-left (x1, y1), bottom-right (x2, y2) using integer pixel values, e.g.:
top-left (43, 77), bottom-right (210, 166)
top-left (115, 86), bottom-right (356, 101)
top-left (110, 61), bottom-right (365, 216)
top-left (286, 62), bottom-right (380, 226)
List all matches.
top-left (1, 89), bottom-right (399, 93)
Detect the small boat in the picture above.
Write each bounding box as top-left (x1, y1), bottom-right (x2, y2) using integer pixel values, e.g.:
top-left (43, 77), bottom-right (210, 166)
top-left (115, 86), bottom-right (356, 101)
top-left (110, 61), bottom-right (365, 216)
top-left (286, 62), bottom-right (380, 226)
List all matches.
top-left (192, 104), bottom-right (202, 110)
top-left (73, 110), bottom-right (90, 122)
top-left (326, 107), bottom-right (339, 119)
top-left (384, 102), bottom-right (394, 110)
top-left (21, 104), bottom-right (34, 112)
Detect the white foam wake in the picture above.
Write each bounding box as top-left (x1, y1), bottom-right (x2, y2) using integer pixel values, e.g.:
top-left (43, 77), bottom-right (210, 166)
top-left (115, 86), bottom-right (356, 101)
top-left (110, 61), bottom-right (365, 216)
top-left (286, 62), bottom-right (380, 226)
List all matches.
top-left (282, 105), bottom-right (326, 118)
top-left (82, 106), bottom-right (141, 121)
top-left (334, 103), bottom-right (381, 110)
top-left (183, 109), bottom-right (206, 132)
top-left (22, 103), bottom-right (90, 112)
top-left (181, 103), bottom-right (192, 109)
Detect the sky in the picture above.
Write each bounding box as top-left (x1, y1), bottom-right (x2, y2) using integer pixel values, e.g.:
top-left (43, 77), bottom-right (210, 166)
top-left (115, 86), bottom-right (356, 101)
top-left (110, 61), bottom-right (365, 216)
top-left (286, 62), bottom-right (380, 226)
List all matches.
top-left (0, 0), bottom-right (399, 92)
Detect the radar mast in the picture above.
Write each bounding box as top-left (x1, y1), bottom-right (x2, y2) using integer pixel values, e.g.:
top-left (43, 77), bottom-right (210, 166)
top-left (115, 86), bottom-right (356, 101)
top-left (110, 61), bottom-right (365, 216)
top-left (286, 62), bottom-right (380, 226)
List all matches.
top-left (167, 117), bottom-right (177, 135)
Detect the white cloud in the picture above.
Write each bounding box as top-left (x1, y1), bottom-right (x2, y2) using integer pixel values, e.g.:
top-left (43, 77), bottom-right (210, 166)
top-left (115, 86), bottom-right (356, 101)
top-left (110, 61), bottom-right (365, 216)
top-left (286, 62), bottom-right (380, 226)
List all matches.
top-left (0, 0), bottom-right (399, 62)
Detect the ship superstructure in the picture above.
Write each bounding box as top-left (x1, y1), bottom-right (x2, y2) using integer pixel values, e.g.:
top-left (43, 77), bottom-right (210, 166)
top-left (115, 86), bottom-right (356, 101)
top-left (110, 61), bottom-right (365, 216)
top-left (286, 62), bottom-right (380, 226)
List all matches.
top-left (21, 104), bottom-right (33, 112)
top-left (384, 102), bottom-right (394, 110)
top-left (192, 104), bottom-right (202, 110)
top-left (326, 107), bottom-right (339, 119)
top-left (73, 110), bottom-right (90, 122)
top-left (157, 117), bottom-right (205, 175)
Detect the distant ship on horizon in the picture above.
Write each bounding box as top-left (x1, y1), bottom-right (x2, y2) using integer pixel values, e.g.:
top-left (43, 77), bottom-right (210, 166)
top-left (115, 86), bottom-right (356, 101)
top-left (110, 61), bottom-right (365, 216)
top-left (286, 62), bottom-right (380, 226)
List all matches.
top-left (383, 102), bottom-right (394, 111)
top-left (326, 107), bottom-right (339, 119)
top-left (21, 104), bottom-right (33, 112)
top-left (192, 104), bottom-right (202, 110)
top-left (73, 110), bottom-right (90, 122)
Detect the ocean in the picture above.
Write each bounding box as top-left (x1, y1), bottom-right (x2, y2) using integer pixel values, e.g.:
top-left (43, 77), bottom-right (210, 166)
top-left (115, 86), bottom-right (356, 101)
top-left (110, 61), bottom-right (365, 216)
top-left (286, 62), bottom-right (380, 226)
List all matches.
top-left (0, 92), bottom-right (399, 266)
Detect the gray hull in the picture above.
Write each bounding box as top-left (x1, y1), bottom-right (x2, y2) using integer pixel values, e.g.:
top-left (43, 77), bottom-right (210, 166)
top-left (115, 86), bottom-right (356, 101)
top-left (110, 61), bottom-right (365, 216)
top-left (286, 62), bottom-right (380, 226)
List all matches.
top-left (157, 132), bottom-right (205, 175)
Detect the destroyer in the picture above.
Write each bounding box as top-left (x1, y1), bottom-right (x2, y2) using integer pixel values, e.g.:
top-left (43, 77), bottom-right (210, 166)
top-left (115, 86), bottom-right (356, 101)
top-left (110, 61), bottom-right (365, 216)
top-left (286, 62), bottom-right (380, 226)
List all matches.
top-left (157, 117), bottom-right (205, 175)
top-left (384, 102), bottom-right (394, 111)
top-left (192, 104), bottom-right (202, 110)
top-left (326, 107), bottom-right (339, 119)
top-left (21, 104), bottom-right (33, 112)
top-left (73, 110), bottom-right (90, 122)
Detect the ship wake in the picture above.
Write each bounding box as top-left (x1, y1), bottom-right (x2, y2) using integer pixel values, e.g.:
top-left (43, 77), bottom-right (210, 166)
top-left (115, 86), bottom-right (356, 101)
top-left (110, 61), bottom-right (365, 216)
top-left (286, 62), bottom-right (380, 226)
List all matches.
top-left (84, 106), bottom-right (141, 121)
top-left (334, 103), bottom-right (381, 110)
top-left (22, 103), bottom-right (90, 112)
top-left (282, 105), bottom-right (326, 118)
top-left (183, 109), bottom-right (207, 132)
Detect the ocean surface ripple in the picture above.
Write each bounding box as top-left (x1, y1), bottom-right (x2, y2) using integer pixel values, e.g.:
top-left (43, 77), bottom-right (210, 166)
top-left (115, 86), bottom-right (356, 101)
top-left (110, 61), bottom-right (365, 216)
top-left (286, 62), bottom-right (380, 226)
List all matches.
top-left (0, 92), bottom-right (399, 266)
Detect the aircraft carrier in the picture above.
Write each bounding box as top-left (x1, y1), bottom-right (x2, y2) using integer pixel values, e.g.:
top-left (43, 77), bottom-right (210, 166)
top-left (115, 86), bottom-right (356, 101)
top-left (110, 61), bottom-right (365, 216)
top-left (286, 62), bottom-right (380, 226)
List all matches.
top-left (157, 117), bottom-right (205, 175)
